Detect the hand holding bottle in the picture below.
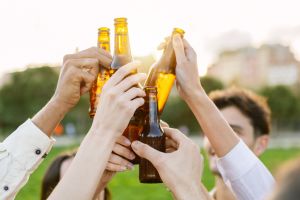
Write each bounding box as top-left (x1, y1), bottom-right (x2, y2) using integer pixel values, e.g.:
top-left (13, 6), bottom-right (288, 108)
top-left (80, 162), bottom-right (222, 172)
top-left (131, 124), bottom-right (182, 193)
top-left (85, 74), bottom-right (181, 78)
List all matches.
top-left (33, 47), bottom-right (112, 136)
top-left (172, 35), bottom-right (205, 100)
top-left (91, 61), bottom-right (146, 137)
top-left (53, 47), bottom-right (112, 112)
top-left (132, 127), bottom-right (208, 200)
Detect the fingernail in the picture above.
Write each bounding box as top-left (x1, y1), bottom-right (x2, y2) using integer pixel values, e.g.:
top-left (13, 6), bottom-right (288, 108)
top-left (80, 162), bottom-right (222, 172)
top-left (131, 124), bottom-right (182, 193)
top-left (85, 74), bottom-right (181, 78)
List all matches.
top-left (119, 166), bottom-right (127, 172)
top-left (131, 141), bottom-right (139, 149)
top-left (127, 163), bottom-right (134, 170)
top-left (124, 138), bottom-right (131, 146)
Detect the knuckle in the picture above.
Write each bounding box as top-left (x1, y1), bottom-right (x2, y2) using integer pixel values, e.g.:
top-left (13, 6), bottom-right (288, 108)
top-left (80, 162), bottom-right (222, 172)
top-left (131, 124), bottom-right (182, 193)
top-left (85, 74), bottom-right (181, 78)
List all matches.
top-left (116, 97), bottom-right (125, 107)
top-left (130, 76), bottom-right (139, 85)
top-left (118, 68), bottom-right (127, 76)
top-left (132, 87), bottom-right (140, 94)
top-left (107, 89), bottom-right (117, 99)
top-left (117, 135), bottom-right (126, 144)
top-left (124, 105), bottom-right (133, 114)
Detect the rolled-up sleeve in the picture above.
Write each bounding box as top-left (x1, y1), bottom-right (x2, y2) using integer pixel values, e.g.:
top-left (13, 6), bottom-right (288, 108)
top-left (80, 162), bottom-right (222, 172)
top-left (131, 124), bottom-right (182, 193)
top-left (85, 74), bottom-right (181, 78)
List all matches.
top-left (217, 140), bottom-right (275, 200)
top-left (0, 119), bottom-right (55, 200)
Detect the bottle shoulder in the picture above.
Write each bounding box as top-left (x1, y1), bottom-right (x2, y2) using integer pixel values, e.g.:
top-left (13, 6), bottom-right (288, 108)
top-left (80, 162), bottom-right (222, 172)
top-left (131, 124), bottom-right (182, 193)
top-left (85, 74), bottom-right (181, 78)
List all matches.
top-left (141, 124), bottom-right (164, 137)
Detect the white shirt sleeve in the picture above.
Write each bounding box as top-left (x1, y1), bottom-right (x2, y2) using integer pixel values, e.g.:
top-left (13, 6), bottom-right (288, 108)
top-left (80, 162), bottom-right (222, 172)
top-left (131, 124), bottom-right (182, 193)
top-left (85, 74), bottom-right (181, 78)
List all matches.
top-left (216, 140), bottom-right (275, 200)
top-left (0, 119), bottom-right (55, 200)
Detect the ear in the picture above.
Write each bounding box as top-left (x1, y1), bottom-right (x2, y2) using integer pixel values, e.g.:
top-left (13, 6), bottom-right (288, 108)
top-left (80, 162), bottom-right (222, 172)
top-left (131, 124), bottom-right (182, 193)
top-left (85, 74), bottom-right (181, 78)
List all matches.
top-left (253, 135), bottom-right (269, 156)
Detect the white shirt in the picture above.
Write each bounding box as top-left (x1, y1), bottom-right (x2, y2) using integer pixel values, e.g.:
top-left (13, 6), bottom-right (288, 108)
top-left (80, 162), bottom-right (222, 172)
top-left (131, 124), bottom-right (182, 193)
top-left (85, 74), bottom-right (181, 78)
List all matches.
top-left (0, 119), bottom-right (55, 200)
top-left (217, 140), bottom-right (275, 200)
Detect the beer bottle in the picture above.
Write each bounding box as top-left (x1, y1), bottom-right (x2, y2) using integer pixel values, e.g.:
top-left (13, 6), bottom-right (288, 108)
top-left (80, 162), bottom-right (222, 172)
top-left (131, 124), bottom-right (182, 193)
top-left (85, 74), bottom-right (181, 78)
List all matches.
top-left (110, 17), bottom-right (133, 74)
top-left (139, 86), bottom-right (165, 183)
top-left (144, 28), bottom-right (185, 115)
top-left (110, 18), bottom-right (143, 164)
top-left (89, 27), bottom-right (111, 118)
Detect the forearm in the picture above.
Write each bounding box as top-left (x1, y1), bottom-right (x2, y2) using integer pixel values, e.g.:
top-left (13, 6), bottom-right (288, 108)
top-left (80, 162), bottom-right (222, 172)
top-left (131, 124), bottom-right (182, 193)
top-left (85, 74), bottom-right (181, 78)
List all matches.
top-left (48, 128), bottom-right (116, 200)
top-left (173, 183), bottom-right (211, 200)
top-left (184, 89), bottom-right (239, 157)
top-left (32, 97), bottom-right (69, 137)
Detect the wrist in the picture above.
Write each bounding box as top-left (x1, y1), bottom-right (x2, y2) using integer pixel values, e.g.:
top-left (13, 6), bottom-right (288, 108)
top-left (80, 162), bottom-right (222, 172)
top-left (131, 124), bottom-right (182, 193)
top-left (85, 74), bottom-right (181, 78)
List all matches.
top-left (49, 96), bottom-right (72, 115)
top-left (173, 182), bottom-right (203, 200)
top-left (182, 85), bottom-right (207, 105)
top-left (88, 124), bottom-right (119, 143)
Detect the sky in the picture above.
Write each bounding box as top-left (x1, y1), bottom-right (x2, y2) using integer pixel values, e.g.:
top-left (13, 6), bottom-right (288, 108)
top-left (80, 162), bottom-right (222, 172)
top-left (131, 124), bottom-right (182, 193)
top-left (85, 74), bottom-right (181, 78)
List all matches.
top-left (1, 0), bottom-right (300, 76)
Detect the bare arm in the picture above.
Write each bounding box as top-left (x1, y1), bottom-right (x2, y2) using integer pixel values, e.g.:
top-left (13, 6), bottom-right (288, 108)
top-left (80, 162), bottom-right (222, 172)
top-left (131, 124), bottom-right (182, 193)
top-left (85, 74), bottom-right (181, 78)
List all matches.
top-left (172, 35), bottom-right (239, 157)
top-left (184, 88), bottom-right (239, 157)
top-left (48, 61), bottom-right (146, 200)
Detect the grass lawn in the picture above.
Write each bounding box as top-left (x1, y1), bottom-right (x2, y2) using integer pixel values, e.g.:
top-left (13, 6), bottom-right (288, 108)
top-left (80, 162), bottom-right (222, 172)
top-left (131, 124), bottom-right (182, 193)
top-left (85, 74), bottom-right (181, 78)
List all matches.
top-left (15, 146), bottom-right (300, 200)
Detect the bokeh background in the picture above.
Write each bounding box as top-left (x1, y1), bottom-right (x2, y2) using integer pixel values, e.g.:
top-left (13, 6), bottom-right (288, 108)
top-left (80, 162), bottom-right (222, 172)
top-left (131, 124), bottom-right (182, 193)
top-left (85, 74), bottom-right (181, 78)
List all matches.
top-left (1, 0), bottom-right (300, 199)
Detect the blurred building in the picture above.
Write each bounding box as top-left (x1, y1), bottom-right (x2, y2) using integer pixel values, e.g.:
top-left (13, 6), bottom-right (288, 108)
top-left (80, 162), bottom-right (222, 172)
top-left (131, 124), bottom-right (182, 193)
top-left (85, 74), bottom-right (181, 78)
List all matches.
top-left (207, 44), bottom-right (300, 89)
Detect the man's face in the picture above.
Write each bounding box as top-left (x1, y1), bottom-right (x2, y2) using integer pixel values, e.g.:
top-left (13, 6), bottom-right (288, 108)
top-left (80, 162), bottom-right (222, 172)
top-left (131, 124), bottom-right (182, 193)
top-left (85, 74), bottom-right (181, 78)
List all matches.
top-left (204, 105), bottom-right (267, 175)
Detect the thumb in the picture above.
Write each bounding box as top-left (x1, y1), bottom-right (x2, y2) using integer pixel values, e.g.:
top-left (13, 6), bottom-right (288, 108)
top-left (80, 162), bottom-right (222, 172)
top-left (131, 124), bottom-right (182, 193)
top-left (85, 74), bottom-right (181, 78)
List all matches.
top-left (131, 141), bottom-right (163, 165)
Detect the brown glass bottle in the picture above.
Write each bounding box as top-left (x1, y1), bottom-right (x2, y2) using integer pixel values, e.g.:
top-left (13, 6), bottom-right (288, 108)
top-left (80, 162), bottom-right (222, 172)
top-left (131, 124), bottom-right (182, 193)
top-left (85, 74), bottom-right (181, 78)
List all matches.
top-left (139, 86), bottom-right (166, 183)
top-left (110, 18), bottom-right (143, 164)
top-left (144, 28), bottom-right (185, 115)
top-left (89, 27), bottom-right (111, 118)
top-left (110, 17), bottom-right (133, 74)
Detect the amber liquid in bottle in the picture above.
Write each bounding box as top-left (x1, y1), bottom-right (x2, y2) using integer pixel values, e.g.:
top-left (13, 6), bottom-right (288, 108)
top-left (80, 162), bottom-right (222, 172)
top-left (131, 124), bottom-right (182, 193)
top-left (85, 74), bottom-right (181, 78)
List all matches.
top-left (110, 18), bottom-right (142, 164)
top-left (145, 28), bottom-right (185, 115)
top-left (139, 87), bottom-right (166, 183)
top-left (89, 27), bottom-right (111, 118)
top-left (110, 18), bottom-right (133, 74)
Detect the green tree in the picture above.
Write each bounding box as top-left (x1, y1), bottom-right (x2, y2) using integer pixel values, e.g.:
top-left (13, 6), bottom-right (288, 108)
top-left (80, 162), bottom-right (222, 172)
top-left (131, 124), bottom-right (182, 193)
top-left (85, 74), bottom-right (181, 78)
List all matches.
top-left (260, 85), bottom-right (299, 130)
top-left (0, 66), bottom-right (91, 136)
top-left (0, 67), bottom-right (58, 134)
top-left (201, 76), bottom-right (224, 94)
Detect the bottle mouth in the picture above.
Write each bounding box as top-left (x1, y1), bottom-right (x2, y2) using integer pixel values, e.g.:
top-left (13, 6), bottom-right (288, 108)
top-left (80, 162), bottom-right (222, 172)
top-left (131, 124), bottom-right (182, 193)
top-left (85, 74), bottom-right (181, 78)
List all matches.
top-left (172, 27), bottom-right (185, 36)
top-left (98, 27), bottom-right (110, 32)
top-left (114, 17), bottom-right (128, 24)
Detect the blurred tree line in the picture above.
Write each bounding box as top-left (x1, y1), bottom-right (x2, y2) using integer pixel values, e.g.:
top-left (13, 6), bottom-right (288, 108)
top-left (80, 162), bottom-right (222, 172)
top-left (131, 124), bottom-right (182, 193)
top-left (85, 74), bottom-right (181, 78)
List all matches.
top-left (0, 66), bottom-right (92, 136)
top-left (0, 66), bottom-right (300, 136)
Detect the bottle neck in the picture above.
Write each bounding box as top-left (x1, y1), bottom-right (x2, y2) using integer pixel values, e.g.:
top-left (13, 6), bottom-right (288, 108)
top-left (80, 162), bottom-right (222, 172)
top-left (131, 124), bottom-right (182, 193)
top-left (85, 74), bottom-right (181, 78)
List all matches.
top-left (159, 39), bottom-right (176, 73)
top-left (145, 93), bottom-right (160, 129)
top-left (98, 34), bottom-right (110, 52)
top-left (111, 24), bottom-right (132, 69)
top-left (159, 30), bottom-right (185, 73)
top-left (114, 25), bottom-right (131, 56)
top-left (98, 28), bottom-right (110, 52)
